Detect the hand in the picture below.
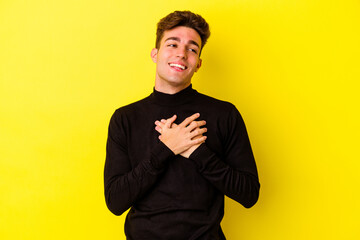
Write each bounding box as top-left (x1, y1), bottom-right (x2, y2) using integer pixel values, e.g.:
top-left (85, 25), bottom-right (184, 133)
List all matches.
top-left (154, 113), bottom-right (207, 156)
top-left (157, 119), bottom-right (205, 158)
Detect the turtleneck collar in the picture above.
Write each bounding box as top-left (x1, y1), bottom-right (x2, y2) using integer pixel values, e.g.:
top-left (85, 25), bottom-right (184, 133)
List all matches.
top-left (149, 84), bottom-right (198, 106)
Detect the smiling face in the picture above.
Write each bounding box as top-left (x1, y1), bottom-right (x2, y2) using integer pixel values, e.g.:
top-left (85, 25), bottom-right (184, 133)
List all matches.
top-left (151, 26), bottom-right (202, 94)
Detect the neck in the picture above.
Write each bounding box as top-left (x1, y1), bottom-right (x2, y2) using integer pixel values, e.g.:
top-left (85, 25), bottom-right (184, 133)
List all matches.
top-left (154, 81), bottom-right (191, 95)
top-left (150, 84), bottom-right (197, 106)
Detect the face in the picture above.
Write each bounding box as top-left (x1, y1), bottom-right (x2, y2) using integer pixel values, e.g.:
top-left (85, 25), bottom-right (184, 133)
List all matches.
top-left (151, 26), bottom-right (202, 93)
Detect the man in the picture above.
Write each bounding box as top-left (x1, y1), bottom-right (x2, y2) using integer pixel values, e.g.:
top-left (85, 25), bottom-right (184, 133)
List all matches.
top-left (104, 10), bottom-right (260, 239)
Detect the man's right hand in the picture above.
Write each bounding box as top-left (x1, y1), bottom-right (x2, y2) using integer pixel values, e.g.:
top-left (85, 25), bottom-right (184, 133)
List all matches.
top-left (154, 113), bottom-right (207, 157)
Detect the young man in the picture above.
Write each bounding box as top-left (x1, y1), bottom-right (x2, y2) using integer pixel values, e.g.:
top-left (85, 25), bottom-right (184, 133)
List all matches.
top-left (104, 11), bottom-right (260, 239)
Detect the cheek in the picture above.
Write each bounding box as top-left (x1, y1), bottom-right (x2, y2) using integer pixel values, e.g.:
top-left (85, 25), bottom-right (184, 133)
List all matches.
top-left (158, 53), bottom-right (170, 64)
top-left (192, 59), bottom-right (200, 69)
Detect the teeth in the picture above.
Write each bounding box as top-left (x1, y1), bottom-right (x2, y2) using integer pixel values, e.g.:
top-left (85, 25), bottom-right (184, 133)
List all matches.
top-left (169, 63), bottom-right (186, 70)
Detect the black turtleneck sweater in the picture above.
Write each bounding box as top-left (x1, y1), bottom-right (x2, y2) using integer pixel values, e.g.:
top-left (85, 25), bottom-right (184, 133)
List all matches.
top-left (104, 85), bottom-right (260, 240)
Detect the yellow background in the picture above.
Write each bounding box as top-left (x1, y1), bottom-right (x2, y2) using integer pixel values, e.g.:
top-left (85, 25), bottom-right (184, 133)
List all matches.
top-left (1, 0), bottom-right (359, 239)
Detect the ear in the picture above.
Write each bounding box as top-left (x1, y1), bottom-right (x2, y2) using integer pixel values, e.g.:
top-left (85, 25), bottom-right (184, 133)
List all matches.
top-left (195, 58), bottom-right (202, 72)
top-left (151, 48), bottom-right (158, 63)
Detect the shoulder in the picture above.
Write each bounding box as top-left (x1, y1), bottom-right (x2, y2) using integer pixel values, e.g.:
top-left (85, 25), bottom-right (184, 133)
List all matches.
top-left (195, 91), bottom-right (245, 129)
top-left (196, 91), bottom-right (238, 113)
top-left (112, 95), bottom-right (151, 117)
top-left (107, 96), bottom-right (152, 131)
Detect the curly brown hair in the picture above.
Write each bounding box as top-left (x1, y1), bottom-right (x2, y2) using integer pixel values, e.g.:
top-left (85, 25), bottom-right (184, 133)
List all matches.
top-left (156, 11), bottom-right (210, 53)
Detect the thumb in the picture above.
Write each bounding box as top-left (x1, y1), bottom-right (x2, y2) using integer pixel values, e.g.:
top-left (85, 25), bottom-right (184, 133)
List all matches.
top-left (166, 115), bottom-right (177, 128)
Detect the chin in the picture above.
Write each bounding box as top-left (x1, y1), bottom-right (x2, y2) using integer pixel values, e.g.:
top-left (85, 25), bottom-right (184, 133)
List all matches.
top-left (168, 77), bottom-right (191, 86)
top-left (169, 80), bottom-right (190, 88)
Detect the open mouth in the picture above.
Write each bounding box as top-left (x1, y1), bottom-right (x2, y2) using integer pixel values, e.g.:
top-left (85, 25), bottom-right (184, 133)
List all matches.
top-left (169, 63), bottom-right (187, 70)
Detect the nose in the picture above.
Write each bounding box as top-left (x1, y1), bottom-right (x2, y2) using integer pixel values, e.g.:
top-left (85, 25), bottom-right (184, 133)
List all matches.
top-left (176, 46), bottom-right (187, 59)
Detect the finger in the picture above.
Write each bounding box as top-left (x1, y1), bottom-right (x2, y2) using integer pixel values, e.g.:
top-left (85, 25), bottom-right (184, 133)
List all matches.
top-left (192, 135), bottom-right (207, 144)
top-left (190, 127), bottom-right (207, 138)
top-left (187, 120), bottom-right (206, 132)
top-left (180, 113), bottom-right (200, 127)
top-left (165, 115), bottom-right (177, 128)
top-left (155, 120), bottom-right (165, 128)
top-left (155, 126), bottom-right (162, 133)
top-left (161, 118), bottom-right (178, 128)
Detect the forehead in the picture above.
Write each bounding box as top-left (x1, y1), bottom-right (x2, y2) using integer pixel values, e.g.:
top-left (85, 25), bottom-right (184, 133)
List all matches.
top-left (161, 26), bottom-right (202, 47)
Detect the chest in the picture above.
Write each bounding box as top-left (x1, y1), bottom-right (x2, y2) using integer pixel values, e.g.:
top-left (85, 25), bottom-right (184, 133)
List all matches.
top-left (125, 106), bottom-right (226, 167)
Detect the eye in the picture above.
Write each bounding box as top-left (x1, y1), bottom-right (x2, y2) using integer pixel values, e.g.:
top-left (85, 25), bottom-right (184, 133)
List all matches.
top-left (167, 44), bottom-right (177, 47)
top-left (188, 48), bottom-right (198, 54)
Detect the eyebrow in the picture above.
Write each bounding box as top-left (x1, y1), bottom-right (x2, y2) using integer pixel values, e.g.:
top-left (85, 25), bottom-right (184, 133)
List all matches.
top-left (164, 37), bottom-right (200, 48)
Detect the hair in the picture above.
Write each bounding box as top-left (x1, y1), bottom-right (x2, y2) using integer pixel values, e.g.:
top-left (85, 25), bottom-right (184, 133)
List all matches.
top-left (155, 11), bottom-right (210, 52)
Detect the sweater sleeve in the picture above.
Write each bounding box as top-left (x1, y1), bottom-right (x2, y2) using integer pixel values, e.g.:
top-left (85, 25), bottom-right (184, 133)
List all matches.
top-left (189, 106), bottom-right (260, 208)
top-left (104, 109), bottom-right (174, 216)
